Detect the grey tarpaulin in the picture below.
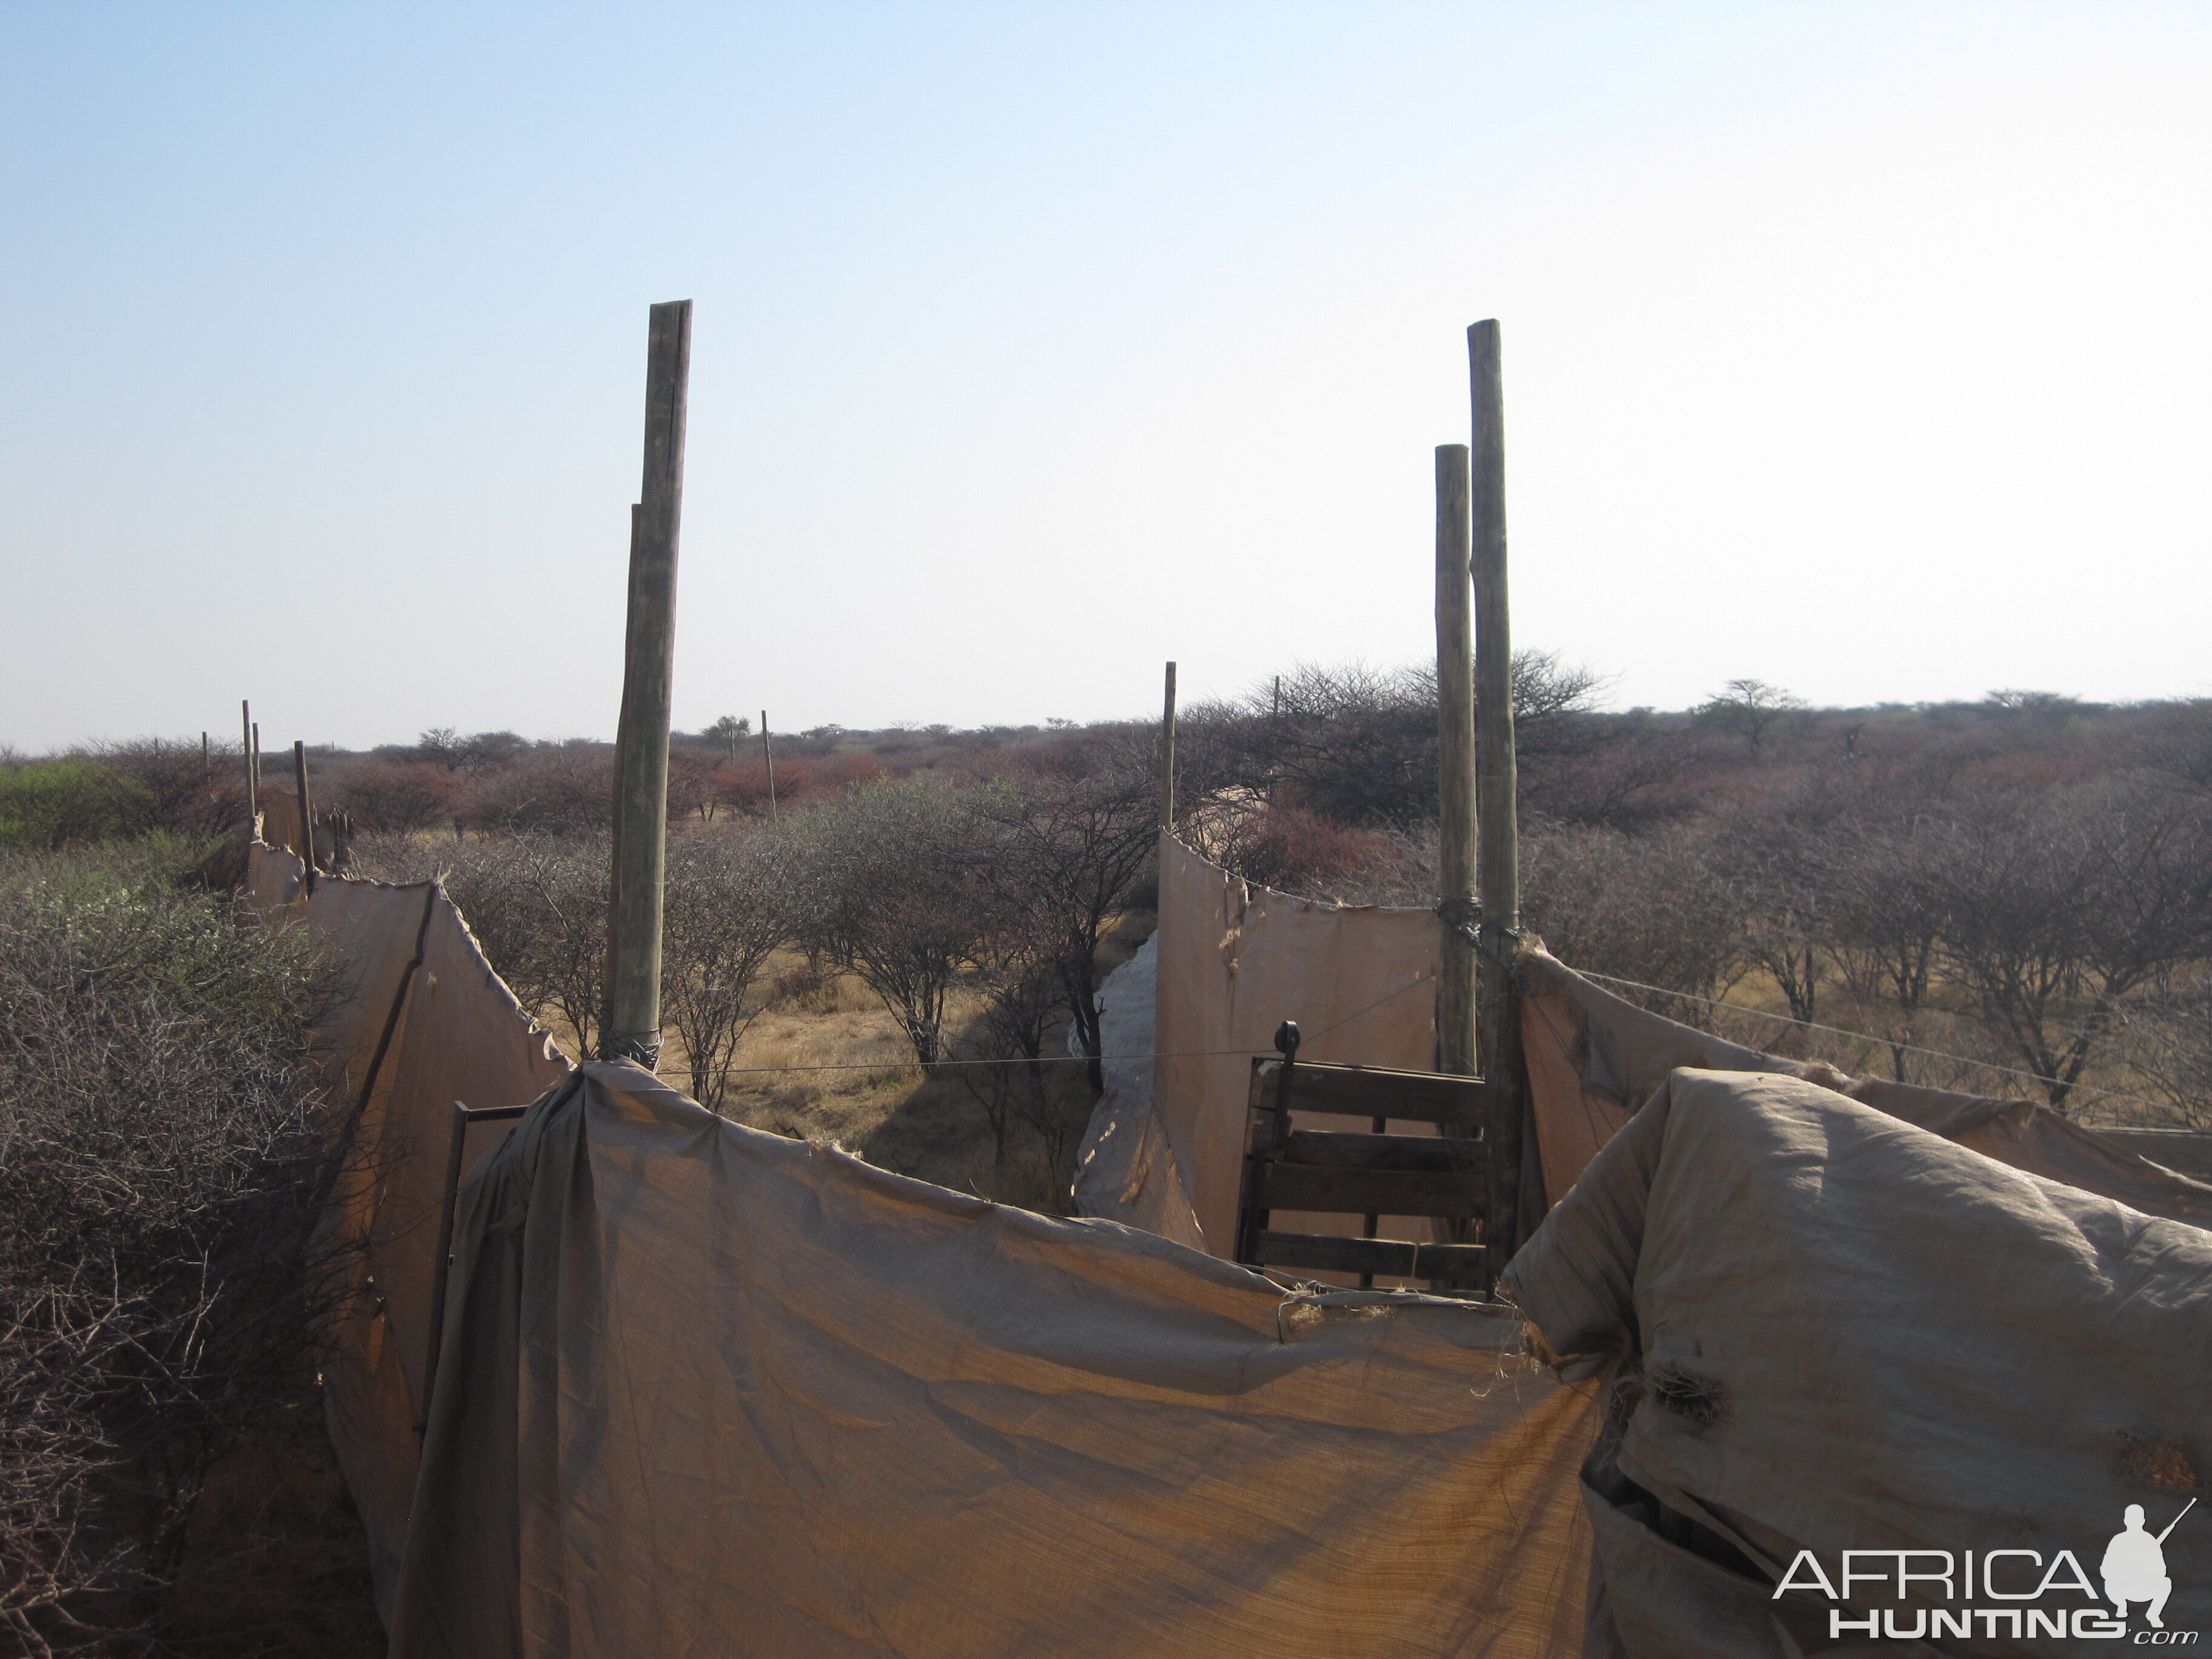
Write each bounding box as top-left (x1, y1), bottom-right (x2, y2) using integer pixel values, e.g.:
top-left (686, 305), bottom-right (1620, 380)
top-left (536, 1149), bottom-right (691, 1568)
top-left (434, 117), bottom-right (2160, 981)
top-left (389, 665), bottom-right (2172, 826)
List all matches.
top-left (1507, 1067), bottom-right (2212, 1657)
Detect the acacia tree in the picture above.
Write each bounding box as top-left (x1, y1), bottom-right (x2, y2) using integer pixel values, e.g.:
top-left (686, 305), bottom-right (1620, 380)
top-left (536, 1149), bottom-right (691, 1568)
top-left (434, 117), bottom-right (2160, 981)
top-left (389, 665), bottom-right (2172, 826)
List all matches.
top-left (788, 777), bottom-right (993, 1067)
top-left (700, 714), bottom-right (752, 760)
top-left (1797, 754), bottom-right (1976, 1079)
top-left (1176, 652), bottom-right (1609, 831)
top-left (2122, 988), bottom-right (2212, 1127)
top-left (976, 734), bottom-right (1158, 1094)
top-left (950, 906), bottom-right (1068, 1196)
top-left (1819, 821), bottom-right (1957, 1079)
top-left (1693, 679), bottom-right (1807, 760)
top-left (1518, 820), bottom-right (1748, 1004)
top-left (1719, 773), bottom-right (1868, 1033)
top-left (1932, 780), bottom-right (2212, 1108)
top-left (89, 738), bottom-right (248, 838)
top-left (662, 829), bottom-right (799, 1106)
top-left (332, 759), bottom-right (458, 833)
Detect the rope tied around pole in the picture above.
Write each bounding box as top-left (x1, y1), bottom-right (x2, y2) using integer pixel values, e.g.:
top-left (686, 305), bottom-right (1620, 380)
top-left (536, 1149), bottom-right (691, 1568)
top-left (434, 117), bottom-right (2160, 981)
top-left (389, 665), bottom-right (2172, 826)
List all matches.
top-left (1440, 913), bottom-right (1524, 977)
top-left (603, 1031), bottom-right (663, 1069)
top-left (1435, 896), bottom-right (1481, 932)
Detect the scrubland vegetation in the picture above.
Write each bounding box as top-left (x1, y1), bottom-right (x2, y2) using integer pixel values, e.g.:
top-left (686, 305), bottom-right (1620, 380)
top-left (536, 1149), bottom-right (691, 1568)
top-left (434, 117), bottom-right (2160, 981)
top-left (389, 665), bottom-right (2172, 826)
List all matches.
top-left (0, 845), bottom-right (377, 1655)
top-left (12, 668), bottom-right (2212, 1133)
top-left (1175, 668), bottom-right (2212, 1119)
top-left (5, 665), bottom-right (2212, 1647)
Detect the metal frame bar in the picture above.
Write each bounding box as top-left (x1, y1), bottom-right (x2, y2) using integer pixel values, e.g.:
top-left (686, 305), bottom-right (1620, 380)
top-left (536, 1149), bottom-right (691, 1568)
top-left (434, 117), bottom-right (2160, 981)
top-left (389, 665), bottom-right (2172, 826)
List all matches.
top-left (415, 1100), bottom-right (531, 1433)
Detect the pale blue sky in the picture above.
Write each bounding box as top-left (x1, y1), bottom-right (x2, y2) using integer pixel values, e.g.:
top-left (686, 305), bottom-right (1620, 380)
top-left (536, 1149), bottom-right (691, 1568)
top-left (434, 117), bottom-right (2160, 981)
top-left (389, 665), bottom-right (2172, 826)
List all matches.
top-left (4, 3), bottom-right (2209, 750)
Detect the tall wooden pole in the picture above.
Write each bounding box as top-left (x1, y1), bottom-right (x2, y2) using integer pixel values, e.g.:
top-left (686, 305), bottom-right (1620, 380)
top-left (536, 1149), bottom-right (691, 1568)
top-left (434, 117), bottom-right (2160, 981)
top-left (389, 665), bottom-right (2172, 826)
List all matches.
top-left (1158, 661), bottom-right (1178, 832)
top-left (600, 507), bottom-right (640, 1057)
top-left (240, 701), bottom-right (258, 828)
top-left (1433, 444), bottom-right (1476, 1078)
top-left (760, 710), bottom-right (777, 823)
top-left (292, 740), bottom-right (318, 895)
top-left (1470, 319), bottom-right (1525, 1281)
top-left (602, 299), bottom-right (692, 1067)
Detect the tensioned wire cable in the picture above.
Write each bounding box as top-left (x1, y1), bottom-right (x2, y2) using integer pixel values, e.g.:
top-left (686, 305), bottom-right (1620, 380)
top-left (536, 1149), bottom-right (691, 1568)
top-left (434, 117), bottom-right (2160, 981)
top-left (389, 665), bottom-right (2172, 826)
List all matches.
top-left (691, 970), bottom-right (1438, 1076)
top-left (685, 957), bottom-right (2185, 1122)
top-left (1574, 969), bottom-right (2184, 1118)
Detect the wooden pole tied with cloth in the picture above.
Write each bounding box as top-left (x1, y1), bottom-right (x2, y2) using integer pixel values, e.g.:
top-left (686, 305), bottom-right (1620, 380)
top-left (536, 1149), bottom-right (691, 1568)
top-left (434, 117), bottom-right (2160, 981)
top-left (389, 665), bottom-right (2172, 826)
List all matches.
top-left (602, 299), bottom-right (692, 1067)
top-left (1469, 318), bottom-right (1527, 1282)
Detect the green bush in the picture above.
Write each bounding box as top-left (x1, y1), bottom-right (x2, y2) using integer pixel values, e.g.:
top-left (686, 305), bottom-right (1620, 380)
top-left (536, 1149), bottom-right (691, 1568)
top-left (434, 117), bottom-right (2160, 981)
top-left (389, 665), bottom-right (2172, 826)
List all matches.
top-left (0, 759), bottom-right (156, 851)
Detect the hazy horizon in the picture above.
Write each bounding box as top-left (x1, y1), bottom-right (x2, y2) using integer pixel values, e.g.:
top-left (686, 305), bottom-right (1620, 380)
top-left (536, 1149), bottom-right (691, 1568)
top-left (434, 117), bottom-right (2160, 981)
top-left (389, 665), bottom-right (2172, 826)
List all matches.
top-left (13, 679), bottom-right (2187, 762)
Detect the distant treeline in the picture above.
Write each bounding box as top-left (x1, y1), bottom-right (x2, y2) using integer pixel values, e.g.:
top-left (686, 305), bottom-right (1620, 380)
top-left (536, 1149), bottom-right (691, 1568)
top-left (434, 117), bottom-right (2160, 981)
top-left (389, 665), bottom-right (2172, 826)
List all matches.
top-left (0, 717), bottom-right (1123, 846)
top-left (9, 668), bottom-right (2211, 1120)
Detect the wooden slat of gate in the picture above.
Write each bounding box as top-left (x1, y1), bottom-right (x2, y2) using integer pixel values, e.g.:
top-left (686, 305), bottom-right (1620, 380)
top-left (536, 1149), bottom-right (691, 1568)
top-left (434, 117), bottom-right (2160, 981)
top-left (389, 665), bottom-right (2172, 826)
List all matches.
top-left (1251, 1232), bottom-right (1490, 1279)
top-left (1258, 1164), bottom-right (1484, 1219)
top-left (1278, 1129), bottom-right (1480, 1171)
top-left (1251, 1057), bottom-right (1486, 1125)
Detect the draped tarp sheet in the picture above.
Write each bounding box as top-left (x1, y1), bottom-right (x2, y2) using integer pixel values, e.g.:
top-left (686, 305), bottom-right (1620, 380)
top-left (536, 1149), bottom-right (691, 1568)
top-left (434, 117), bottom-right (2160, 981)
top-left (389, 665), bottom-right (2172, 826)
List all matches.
top-left (390, 1064), bottom-right (1600, 1659)
top-left (1099, 851), bottom-right (2212, 1244)
top-left (1515, 947), bottom-right (2212, 1228)
top-left (1505, 1068), bottom-right (2212, 1658)
top-left (242, 843), bottom-right (571, 1620)
top-left (1106, 832), bottom-right (1446, 1258)
top-left (1069, 935), bottom-right (1207, 1248)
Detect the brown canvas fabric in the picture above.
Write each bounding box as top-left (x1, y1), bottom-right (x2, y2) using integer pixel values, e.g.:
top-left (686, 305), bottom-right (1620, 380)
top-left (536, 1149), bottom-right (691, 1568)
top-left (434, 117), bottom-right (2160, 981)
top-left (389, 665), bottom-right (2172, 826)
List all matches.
top-left (391, 1064), bottom-right (1600, 1659)
top-left (1506, 1068), bottom-right (2212, 1656)
top-left (246, 834), bottom-right (2212, 1654)
top-left (1515, 947), bottom-right (2212, 1228)
top-left (1071, 936), bottom-right (1212, 1250)
top-left (244, 843), bottom-right (571, 1617)
top-left (1148, 833), bottom-right (1448, 1259)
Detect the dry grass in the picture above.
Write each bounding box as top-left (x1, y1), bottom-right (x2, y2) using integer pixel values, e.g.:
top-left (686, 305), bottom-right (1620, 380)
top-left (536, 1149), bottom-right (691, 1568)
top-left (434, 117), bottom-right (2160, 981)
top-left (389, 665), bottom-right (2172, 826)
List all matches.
top-left (677, 914), bottom-right (1156, 1212)
top-left (698, 953), bottom-right (1081, 1212)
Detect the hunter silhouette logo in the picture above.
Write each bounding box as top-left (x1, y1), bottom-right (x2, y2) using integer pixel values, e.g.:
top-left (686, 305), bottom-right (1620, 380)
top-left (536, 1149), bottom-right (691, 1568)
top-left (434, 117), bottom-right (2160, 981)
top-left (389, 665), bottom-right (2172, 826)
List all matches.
top-left (2106, 1500), bottom-right (2194, 1631)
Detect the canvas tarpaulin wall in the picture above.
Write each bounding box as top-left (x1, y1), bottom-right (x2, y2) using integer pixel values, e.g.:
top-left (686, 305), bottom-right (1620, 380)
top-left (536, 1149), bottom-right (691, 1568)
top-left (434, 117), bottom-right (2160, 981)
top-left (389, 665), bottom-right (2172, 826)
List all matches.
top-left (1094, 854), bottom-right (2212, 1651)
top-left (1515, 946), bottom-right (2212, 1228)
top-left (1505, 1067), bottom-right (2212, 1657)
top-left (1090, 832), bottom-right (1446, 1256)
top-left (1088, 837), bottom-right (2212, 1241)
top-left (253, 820), bottom-right (2212, 1655)
top-left (244, 842), bottom-right (572, 1619)
top-left (391, 1063), bottom-right (1599, 1659)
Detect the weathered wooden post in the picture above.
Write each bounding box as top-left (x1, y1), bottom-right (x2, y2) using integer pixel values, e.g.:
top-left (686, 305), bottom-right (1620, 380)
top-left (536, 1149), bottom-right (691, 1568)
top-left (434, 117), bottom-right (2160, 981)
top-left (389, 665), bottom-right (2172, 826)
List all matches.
top-left (601, 299), bottom-right (692, 1067)
top-left (1158, 662), bottom-right (1177, 831)
top-left (1434, 444), bottom-right (1476, 1079)
top-left (240, 701), bottom-right (258, 827)
top-left (760, 710), bottom-right (777, 823)
top-left (292, 740), bottom-right (318, 895)
top-left (1469, 319), bottom-right (1526, 1280)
